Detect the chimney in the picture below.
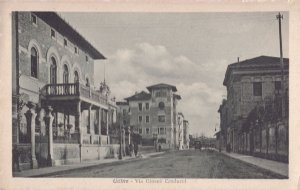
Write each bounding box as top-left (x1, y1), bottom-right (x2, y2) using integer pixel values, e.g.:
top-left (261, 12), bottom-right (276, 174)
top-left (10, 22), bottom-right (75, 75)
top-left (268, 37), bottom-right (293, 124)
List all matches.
top-left (237, 57), bottom-right (240, 63)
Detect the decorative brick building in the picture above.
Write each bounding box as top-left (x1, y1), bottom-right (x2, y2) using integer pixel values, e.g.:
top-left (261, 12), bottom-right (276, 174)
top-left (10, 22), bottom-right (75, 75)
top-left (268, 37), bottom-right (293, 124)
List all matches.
top-left (218, 55), bottom-right (289, 162)
top-left (12, 12), bottom-right (119, 170)
top-left (118, 83), bottom-right (182, 149)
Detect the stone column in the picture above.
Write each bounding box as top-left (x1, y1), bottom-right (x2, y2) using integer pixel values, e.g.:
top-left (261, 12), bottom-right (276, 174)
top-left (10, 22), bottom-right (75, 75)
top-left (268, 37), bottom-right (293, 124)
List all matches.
top-left (45, 106), bottom-right (55, 166)
top-left (128, 128), bottom-right (131, 145)
top-left (88, 104), bottom-right (93, 144)
top-left (75, 101), bottom-right (82, 144)
top-left (98, 108), bottom-right (102, 145)
top-left (106, 110), bottom-right (109, 144)
top-left (24, 101), bottom-right (38, 169)
top-left (88, 105), bottom-right (92, 134)
top-left (122, 127), bottom-right (126, 156)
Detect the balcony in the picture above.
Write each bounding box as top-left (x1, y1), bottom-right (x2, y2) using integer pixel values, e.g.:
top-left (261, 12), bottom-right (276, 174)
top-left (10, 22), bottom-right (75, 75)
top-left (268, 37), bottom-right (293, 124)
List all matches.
top-left (41, 83), bottom-right (108, 107)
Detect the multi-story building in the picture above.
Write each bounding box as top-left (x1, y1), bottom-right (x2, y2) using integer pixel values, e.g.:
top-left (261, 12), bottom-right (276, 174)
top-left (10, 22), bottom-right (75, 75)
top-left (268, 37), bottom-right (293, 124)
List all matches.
top-left (177, 112), bottom-right (184, 150)
top-left (183, 120), bottom-right (190, 149)
top-left (12, 12), bottom-right (119, 170)
top-left (218, 55), bottom-right (289, 161)
top-left (120, 83), bottom-right (182, 149)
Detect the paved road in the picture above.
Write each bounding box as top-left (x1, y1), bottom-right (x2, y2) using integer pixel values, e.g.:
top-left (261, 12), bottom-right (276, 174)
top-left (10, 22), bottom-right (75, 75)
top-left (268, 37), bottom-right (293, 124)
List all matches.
top-left (48, 150), bottom-right (286, 178)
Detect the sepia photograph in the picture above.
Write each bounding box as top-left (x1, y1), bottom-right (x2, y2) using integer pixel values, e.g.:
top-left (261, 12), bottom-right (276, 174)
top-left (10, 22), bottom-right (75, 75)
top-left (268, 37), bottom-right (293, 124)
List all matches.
top-left (10, 10), bottom-right (290, 180)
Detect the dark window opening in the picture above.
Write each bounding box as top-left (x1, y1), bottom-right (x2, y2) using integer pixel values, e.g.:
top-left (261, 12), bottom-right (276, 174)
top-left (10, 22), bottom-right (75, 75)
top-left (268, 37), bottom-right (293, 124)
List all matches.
top-left (30, 47), bottom-right (38, 78)
top-left (64, 39), bottom-right (68, 47)
top-left (138, 116), bottom-right (142, 123)
top-left (138, 103), bottom-right (142, 111)
top-left (146, 103), bottom-right (149, 110)
top-left (158, 115), bottom-right (165, 122)
top-left (253, 82), bottom-right (262, 96)
top-left (63, 65), bottom-right (69, 83)
top-left (51, 28), bottom-right (56, 38)
top-left (50, 57), bottom-right (57, 84)
top-left (74, 71), bottom-right (79, 83)
top-left (158, 102), bottom-right (165, 110)
top-left (275, 81), bottom-right (282, 95)
top-left (31, 14), bottom-right (37, 24)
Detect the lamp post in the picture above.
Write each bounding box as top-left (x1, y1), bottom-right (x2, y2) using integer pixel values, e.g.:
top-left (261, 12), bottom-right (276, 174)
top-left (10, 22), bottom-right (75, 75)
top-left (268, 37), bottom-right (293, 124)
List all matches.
top-left (118, 113), bottom-right (122, 160)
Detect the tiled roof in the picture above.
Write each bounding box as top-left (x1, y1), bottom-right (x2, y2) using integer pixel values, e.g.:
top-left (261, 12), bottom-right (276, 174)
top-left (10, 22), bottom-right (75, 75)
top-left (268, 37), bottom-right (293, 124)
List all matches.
top-left (223, 55), bottom-right (289, 86)
top-left (124, 91), bottom-right (151, 101)
top-left (229, 56), bottom-right (288, 68)
top-left (116, 101), bottom-right (129, 106)
top-left (146, 83), bottom-right (177, 92)
top-left (33, 12), bottom-right (105, 60)
top-left (173, 94), bottom-right (181, 100)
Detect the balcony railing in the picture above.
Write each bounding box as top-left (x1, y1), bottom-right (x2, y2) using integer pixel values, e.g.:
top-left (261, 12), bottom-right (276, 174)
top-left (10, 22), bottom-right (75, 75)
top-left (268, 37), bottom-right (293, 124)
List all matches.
top-left (42, 83), bottom-right (107, 105)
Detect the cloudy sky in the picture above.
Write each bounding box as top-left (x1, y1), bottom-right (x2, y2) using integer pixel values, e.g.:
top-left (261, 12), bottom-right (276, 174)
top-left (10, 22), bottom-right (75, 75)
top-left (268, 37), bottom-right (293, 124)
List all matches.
top-left (60, 12), bottom-right (288, 137)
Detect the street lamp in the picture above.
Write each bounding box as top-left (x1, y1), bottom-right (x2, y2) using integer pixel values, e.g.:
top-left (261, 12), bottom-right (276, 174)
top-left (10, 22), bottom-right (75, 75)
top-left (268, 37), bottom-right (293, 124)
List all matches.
top-left (118, 113), bottom-right (122, 160)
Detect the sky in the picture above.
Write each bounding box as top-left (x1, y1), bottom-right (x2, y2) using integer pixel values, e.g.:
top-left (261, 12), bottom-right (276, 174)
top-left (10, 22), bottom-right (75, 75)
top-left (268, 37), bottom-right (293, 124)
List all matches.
top-left (60, 12), bottom-right (289, 137)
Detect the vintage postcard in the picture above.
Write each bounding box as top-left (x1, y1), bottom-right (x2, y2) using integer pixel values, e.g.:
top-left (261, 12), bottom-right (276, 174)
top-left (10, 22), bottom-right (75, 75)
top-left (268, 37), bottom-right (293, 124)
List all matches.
top-left (0, 1), bottom-right (300, 190)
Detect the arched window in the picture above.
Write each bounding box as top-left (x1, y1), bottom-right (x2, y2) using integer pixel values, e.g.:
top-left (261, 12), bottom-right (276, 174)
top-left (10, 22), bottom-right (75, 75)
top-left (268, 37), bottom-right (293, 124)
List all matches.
top-left (50, 57), bottom-right (57, 84)
top-left (63, 64), bottom-right (69, 83)
top-left (31, 47), bottom-right (38, 78)
top-left (158, 102), bottom-right (165, 110)
top-left (74, 71), bottom-right (79, 83)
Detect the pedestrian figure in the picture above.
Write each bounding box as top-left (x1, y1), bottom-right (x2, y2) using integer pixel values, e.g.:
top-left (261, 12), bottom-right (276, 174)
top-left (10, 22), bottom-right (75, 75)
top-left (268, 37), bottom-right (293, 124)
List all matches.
top-left (133, 143), bottom-right (138, 157)
top-left (129, 143), bottom-right (133, 157)
top-left (12, 144), bottom-right (20, 172)
top-left (199, 142), bottom-right (202, 151)
top-left (158, 144), bottom-right (161, 152)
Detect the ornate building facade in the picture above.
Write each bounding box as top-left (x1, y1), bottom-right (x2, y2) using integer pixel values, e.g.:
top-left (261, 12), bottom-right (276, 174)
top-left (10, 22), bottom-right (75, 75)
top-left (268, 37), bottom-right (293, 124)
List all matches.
top-left (12, 12), bottom-right (119, 170)
top-left (218, 56), bottom-right (289, 162)
top-left (118, 83), bottom-right (182, 149)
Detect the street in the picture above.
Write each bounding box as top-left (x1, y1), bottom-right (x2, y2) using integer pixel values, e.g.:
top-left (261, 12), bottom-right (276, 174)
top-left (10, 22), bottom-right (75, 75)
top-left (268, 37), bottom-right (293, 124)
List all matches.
top-left (48, 150), bottom-right (285, 178)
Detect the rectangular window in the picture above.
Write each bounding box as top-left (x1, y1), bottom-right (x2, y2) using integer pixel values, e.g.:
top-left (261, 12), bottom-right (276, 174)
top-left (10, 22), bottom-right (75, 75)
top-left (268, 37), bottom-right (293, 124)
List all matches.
top-left (138, 116), bottom-right (143, 123)
top-left (146, 128), bottom-right (150, 134)
top-left (86, 55), bottom-right (89, 62)
top-left (74, 46), bottom-right (78, 54)
top-left (138, 103), bottom-right (142, 111)
top-left (253, 82), bottom-right (262, 96)
top-left (139, 128), bottom-right (142, 134)
top-left (159, 127), bottom-right (165, 135)
top-left (51, 28), bottom-right (56, 38)
top-left (123, 109), bottom-right (126, 116)
top-left (31, 14), bottom-right (37, 25)
top-left (145, 103), bottom-right (149, 110)
top-left (158, 115), bottom-right (165, 123)
top-left (64, 39), bottom-right (68, 47)
top-left (275, 81), bottom-right (281, 90)
top-left (146, 116), bottom-right (150, 123)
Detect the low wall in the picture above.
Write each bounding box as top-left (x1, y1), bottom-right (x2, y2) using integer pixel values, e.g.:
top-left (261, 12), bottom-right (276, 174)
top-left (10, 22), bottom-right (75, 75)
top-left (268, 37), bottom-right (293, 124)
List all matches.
top-left (236, 119), bottom-right (288, 163)
top-left (52, 143), bottom-right (120, 165)
top-left (53, 143), bottom-right (81, 165)
top-left (16, 143), bottom-right (32, 170)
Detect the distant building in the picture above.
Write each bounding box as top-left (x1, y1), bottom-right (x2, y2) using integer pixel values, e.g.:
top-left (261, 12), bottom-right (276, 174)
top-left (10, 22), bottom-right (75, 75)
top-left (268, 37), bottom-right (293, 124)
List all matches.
top-left (183, 120), bottom-right (190, 149)
top-left (177, 112), bottom-right (184, 150)
top-left (122, 83), bottom-right (182, 149)
top-left (218, 55), bottom-right (288, 162)
top-left (12, 12), bottom-right (119, 170)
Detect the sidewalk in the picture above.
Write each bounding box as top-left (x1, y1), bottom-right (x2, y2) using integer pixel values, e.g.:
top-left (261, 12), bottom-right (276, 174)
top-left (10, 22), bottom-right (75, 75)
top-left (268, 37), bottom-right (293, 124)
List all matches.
top-left (13, 152), bottom-right (164, 177)
top-left (220, 151), bottom-right (288, 177)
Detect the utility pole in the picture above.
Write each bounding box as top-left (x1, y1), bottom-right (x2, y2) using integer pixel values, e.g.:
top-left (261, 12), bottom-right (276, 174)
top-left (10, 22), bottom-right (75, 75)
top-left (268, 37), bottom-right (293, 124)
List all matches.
top-left (276, 12), bottom-right (285, 118)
